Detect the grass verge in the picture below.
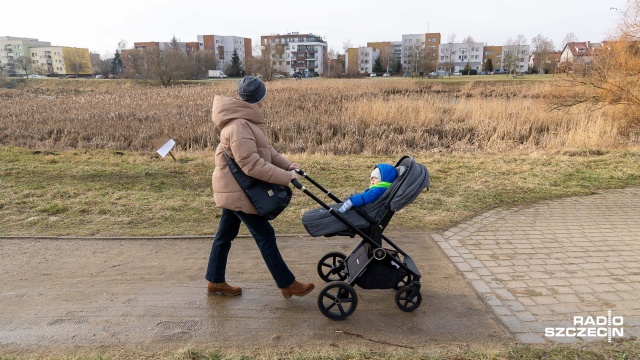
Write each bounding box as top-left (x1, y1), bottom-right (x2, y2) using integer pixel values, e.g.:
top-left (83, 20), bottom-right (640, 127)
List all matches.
top-left (1, 147), bottom-right (639, 236)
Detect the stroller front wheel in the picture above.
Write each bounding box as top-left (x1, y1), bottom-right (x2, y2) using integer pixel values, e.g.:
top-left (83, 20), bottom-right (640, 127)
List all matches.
top-left (317, 281), bottom-right (358, 320)
top-left (317, 251), bottom-right (347, 282)
top-left (395, 286), bottom-right (422, 312)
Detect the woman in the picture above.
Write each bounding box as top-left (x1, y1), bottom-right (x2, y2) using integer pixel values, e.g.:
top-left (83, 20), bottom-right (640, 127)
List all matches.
top-left (206, 75), bottom-right (314, 298)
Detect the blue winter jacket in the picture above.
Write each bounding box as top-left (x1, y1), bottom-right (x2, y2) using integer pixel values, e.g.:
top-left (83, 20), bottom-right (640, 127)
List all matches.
top-left (348, 164), bottom-right (398, 208)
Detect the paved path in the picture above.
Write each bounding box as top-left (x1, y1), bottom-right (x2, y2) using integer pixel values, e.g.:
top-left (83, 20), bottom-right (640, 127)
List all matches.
top-left (1, 187), bottom-right (639, 355)
top-left (433, 187), bottom-right (640, 344)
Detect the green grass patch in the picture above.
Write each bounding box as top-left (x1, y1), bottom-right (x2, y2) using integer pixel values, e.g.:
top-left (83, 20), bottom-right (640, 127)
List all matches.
top-left (1, 147), bottom-right (640, 237)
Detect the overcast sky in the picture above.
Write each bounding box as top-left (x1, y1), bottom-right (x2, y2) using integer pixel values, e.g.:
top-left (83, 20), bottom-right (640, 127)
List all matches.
top-left (3, 0), bottom-right (629, 58)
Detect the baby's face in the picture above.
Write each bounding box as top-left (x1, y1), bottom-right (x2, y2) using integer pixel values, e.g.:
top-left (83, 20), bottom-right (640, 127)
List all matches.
top-left (370, 177), bottom-right (381, 186)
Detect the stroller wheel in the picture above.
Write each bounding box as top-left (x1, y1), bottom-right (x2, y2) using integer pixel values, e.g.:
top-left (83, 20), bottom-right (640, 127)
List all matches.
top-left (395, 286), bottom-right (422, 312)
top-left (317, 252), bottom-right (347, 282)
top-left (317, 281), bottom-right (358, 320)
top-left (393, 273), bottom-right (414, 290)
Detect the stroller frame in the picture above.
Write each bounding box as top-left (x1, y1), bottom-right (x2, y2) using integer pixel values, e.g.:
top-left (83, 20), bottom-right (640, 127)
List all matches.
top-left (291, 156), bottom-right (425, 320)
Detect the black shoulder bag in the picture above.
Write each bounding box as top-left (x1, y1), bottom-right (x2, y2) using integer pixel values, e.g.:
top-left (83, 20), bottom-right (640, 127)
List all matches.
top-left (223, 152), bottom-right (293, 220)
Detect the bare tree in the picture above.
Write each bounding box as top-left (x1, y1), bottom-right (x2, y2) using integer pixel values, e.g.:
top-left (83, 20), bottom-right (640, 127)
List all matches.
top-left (463, 35), bottom-right (475, 76)
top-left (439, 33), bottom-right (456, 77)
top-left (251, 41), bottom-right (285, 81)
top-left (531, 34), bottom-right (555, 74)
top-left (561, 32), bottom-right (579, 50)
top-left (13, 56), bottom-right (32, 76)
top-left (503, 34), bottom-right (528, 75)
top-left (141, 41), bottom-right (187, 86)
top-left (342, 40), bottom-right (353, 54)
top-left (377, 43), bottom-right (394, 74)
top-left (63, 48), bottom-right (92, 76)
top-left (555, 0), bottom-right (640, 117)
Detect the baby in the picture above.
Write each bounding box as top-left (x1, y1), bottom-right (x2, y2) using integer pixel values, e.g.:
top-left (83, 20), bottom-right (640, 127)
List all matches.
top-left (338, 164), bottom-right (398, 213)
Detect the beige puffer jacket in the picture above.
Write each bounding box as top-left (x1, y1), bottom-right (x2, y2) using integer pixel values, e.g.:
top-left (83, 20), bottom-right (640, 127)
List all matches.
top-left (211, 96), bottom-right (293, 214)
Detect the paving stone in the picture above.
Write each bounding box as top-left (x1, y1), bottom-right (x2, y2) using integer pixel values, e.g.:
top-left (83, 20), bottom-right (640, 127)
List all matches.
top-left (515, 333), bottom-right (546, 344)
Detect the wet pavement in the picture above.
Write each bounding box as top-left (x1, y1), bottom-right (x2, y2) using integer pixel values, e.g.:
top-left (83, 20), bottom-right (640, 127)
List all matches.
top-left (1, 187), bottom-right (639, 354)
top-left (433, 187), bottom-right (640, 344)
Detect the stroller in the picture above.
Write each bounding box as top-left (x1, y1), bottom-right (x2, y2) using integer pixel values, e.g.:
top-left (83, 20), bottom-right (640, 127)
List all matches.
top-left (291, 156), bottom-right (430, 320)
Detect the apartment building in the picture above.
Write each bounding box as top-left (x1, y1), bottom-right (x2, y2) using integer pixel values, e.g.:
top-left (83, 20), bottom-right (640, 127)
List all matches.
top-left (197, 35), bottom-right (252, 71)
top-left (559, 41), bottom-right (600, 66)
top-left (401, 33), bottom-right (440, 73)
top-left (345, 46), bottom-right (380, 74)
top-left (0, 36), bottom-right (51, 75)
top-left (437, 41), bottom-right (484, 73)
top-left (367, 41), bottom-right (401, 73)
top-left (502, 44), bottom-right (530, 73)
top-left (483, 46), bottom-right (503, 72)
top-left (261, 32), bottom-right (328, 76)
top-left (345, 47), bottom-right (359, 75)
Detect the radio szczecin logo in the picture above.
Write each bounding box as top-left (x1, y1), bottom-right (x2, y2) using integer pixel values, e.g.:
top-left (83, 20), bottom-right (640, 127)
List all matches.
top-left (545, 310), bottom-right (623, 342)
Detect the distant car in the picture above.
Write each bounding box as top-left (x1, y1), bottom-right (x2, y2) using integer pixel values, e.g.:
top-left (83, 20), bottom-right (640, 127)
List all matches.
top-left (292, 73), bottom-right (302, 79)
top-left (369, 73), bottom-right (377, 77)
top-left (28, 74), bottom-right (45, 78)
top-left (383, 73), bottom-right (391, 77)
top-left (95, 75), bottom-right (104, 79)
top-left (273, 74), bottom-right (285, 79)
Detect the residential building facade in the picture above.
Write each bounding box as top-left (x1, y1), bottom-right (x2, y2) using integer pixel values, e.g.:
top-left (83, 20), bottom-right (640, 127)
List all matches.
top-left (0, 36), bottom-right (51, 75)
top-left (261, 32), bottom-right (327, 77)
top-left (401, 33), bottom-right (440, 74)
top-left (559, 41), bottom-right (600, 66)
top-left (345, 47), bottom-right (359, 75)
top-left (438, 41), bottom-right (484, 73)
top-left (483, 46), bottom-right (502, 72)
top-left (502, 44), bottom-right (530, 73)
top-left (198, 35), bottom-right (252, 71)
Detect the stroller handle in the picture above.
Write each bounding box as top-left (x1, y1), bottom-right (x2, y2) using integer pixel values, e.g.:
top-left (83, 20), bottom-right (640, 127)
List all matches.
top-left (291, 178), bottom-right (304, 190)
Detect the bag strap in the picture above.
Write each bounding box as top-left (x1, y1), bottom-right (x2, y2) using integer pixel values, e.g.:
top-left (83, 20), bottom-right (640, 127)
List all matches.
top-left (223, 151), bottom-right (255, 190)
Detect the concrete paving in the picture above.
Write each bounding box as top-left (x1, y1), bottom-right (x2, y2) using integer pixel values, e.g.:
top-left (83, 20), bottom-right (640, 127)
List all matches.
top-left (433, 187), bottom-right (640, 344)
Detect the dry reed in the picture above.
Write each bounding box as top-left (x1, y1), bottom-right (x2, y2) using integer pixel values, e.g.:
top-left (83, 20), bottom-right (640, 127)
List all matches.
top-left (0, 78), bottom-right (636, 154)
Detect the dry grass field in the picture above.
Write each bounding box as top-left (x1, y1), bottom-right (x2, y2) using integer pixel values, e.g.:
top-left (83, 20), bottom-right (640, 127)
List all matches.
top-left (2, 77), bottom-right (638, 154)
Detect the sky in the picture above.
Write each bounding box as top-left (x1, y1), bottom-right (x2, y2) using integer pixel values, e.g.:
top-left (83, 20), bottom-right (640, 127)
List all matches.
top-left (2, 0), bottom-right (630, 58)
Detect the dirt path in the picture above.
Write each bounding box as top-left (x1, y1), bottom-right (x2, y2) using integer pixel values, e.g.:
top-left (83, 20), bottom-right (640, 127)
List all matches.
top-left (0, 231), bottom-right (507, 355)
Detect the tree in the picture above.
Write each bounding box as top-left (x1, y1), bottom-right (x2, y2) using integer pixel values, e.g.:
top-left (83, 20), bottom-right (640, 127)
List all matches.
top-left (440, 33), bottom-right (456, 76)
top-left (63, 48), bottom-right (92, 76)
top-left (503, 34), bottom-right (528, 75)
top-left (250, 42), bottom-right (282, 81)
top-left (394, 59), bottom-right (402, 74)
top-left (553, 0), bottom-right (640, 131)
top-left (111, 50), bottom-right (124, 76)
top-left (561, 32), bottom-right (579, 50)
top-left (225, 49), bottom-right (243, 77)
top-left (141, 43), bottom-right (187, 86)
top-left (372, 57), bottom-right (384, 73)
top-left (187, 49), bottom-right (217, 79)
top-left (483, 58), bottom-right (494, 72)
top-left (13, 56), bottom-right (32, 76)
top-left (463, 35), bottom-right (475, 76)
top-left (531, 34), bottom-right (555, 75)
top-left (376, 43), bottom-right (394, 74)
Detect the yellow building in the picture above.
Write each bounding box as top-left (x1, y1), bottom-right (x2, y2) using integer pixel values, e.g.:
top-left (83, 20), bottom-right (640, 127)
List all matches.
top-left (29, 46), bottom-right (92, 76)
top-left (483, 46), bottom-right (503, 72)
top-left (345, 48), bottom-right (359, 75)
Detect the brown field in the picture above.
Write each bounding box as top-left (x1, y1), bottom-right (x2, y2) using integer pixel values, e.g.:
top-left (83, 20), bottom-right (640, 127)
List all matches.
top-left (2, 77), bottom-right (638, 154)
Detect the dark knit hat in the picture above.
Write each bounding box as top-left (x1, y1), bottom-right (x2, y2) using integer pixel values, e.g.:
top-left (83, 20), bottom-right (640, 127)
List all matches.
top-left (237, 76), bottom-right (267, 104)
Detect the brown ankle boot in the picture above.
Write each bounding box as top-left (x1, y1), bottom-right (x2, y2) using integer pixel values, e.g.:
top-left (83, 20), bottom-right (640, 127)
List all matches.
top-left (207, 281), bottom-right (242, 296)
top-left (281, 280), bottom-right (315, 298)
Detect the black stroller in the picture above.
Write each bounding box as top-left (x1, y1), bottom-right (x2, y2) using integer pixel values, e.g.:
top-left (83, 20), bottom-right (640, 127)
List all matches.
top-left (290, 156), bottom-right (430, 320)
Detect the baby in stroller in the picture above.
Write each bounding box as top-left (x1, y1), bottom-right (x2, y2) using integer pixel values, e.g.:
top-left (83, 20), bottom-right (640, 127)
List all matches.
top-left (291, 156), bottom-right (430, 320)
top-left (338, 164), bottom-right (397, 213)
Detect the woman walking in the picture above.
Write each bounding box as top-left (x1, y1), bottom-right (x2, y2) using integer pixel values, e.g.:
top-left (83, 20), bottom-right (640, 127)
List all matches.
top-left (206, 75), bottom-right (314, 298)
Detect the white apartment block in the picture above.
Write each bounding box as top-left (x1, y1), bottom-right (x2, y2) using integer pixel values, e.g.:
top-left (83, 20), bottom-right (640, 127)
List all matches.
top-left (261, 32), bottom-right (328, 76)
top-left (391, 41), bottom-right (402, 67)
top-left (355, 47), bottom-right (380, 74)
top-left (401, 34), bottom-right (426, 72)
top-left (502, 45), bottom-right (530, 73)
top-left (0, 36), bottom-right (51, 75)
top-left (437, 42), bottom-right (484, 73)
top-left (197, 35), bottom-right (250, 71)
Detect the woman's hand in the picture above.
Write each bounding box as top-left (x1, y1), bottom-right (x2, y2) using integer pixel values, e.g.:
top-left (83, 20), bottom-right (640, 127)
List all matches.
top-left (290, 170), bottom-right (298, 180)
top-left (287, 163), bottom-right (300, 171)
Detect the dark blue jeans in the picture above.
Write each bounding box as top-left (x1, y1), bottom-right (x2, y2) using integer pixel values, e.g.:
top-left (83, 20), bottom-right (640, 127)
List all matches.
top-left (206, 208), bottom-right (295, 289)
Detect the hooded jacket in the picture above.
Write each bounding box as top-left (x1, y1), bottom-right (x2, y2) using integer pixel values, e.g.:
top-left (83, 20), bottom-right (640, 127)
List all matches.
top-left (211, 96), bottom-right (293, 214)
top-left (348, 164), bottom-right (397, 208)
